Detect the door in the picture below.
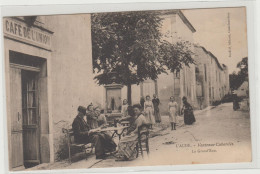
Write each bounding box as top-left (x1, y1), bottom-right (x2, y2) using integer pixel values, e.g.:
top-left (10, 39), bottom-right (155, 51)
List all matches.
top-left (10, 67), bottom-right (24, 168)
top-left (22, 71), bottom-right (40, 166)
top-left (106, 88), bottom-right (121, 111)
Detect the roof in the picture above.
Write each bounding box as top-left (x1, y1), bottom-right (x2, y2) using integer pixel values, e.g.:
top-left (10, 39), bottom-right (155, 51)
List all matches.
top-left (195, 45), bottom-right (224, 71)
top-left (160, 10), bottom-right (196, 33)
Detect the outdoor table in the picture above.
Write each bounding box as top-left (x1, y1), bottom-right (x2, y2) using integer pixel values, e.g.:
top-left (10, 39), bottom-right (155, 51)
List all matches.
top-left (90, 126), bottom-right (129, 140)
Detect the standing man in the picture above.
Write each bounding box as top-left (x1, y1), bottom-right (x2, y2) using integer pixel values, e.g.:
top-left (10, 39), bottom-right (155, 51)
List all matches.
top-left (152, 94), bottom-right (161, 125)
top-left (72, 106), bottom-right (116, 159)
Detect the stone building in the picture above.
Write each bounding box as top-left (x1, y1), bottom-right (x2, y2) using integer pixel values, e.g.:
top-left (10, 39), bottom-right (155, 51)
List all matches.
top-left (118, 10), bottom-right (197, 114)
top-left (3, 15), bottom-right (100, 170)
top-left (194, 45), bottom-right (230, 108)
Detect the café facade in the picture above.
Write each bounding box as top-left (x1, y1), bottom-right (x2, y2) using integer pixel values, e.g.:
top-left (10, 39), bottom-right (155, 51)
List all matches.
top-left (3, 15), bottom-right (101, 170)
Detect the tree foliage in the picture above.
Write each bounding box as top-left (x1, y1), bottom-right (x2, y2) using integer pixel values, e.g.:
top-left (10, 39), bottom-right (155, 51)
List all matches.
top-left (91, 11), bottom-right (195, 86)
top-left (229, 57), bottom-right (248, 90)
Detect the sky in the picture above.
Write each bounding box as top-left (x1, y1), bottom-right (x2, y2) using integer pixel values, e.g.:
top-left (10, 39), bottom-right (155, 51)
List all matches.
top-left (182, 7), bottom-right (248, 73)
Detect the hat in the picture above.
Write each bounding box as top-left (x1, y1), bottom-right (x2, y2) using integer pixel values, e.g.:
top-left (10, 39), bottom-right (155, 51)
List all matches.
top-left (78, 106), bottom-right (87, 114)
top-left (87, 103), bottom-right (93, 110)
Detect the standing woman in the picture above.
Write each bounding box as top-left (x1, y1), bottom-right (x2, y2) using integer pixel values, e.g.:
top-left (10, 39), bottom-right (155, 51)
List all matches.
top-left (121, 99), bottom-right (129, 117)
top-left (152, 94), bottom-right (161, 125)
top-left (168, 96), bottom-right (178, 130)
top-left (140, 96), bottom-right (145, 108)
top-left (181, 96), bottom-right (196, 125)
top-left (144, 95), bottom-right (155, 128)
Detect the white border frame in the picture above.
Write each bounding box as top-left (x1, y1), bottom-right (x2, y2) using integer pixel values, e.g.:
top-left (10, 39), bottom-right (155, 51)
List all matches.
top-left (0, 0), bottom-right (259, 174)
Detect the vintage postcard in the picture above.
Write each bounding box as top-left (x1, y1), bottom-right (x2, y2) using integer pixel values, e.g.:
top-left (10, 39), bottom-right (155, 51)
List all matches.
top-left (2, 6), bottom-right (251, 172)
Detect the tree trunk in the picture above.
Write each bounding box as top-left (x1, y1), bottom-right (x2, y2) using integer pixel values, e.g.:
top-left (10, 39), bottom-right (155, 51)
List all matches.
top-left (127, 84), bottom-right (132, 105)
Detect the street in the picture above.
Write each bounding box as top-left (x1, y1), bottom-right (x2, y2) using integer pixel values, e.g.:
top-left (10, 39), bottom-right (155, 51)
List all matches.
top-left (91, 102), bottom-right (251, 168)
top-left (28, 102), bottom-right (251, 170)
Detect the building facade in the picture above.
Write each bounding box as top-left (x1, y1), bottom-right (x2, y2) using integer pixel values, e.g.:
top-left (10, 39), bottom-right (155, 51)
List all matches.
top-left (194, 45), bottom-right (230, 108)
top-left (101, 11), bottom-right (230, 114)
top-left (3, 15), bottom-right (101, 170)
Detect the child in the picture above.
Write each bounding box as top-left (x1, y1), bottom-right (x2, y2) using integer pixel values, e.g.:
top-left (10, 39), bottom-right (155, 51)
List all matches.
top-left (121, 99), bottom-right (129, 117)
top-left (144, 95), bottom-right (155, 128)
top-left (168, 96), bottom-right (178, 130)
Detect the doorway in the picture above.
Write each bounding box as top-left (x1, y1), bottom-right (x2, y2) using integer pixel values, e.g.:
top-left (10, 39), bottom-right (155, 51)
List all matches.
top-left (21, 70), bottom-right (40, 168)
top-left (9, 51), bottom-right (46, 169)
top-left (9, 66), bottom-right (41, 169)
top-left (106, 88), bottom-right (121, 111)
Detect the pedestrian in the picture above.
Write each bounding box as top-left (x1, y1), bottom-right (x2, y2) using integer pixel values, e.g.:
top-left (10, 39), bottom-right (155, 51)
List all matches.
top-left (181, 96), bottom-right (196, 125)
top-left (140, 96), bottom-right (145, 108)
top-left (232, 91), bottom-right (240, 111)
top-left (152, 94), bottom-right (161, 125)
top-left (168, 96), bottom-right (178, 130)
top-left (121, 99), bottom-right (129, 117)
top-left (144, 95), bottom-right (155, 128)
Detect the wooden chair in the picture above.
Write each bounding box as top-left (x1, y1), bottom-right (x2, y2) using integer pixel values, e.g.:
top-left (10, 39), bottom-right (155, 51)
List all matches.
top-left (136, 124), bottom-right (150, 158)
top-left (121, 120), bottom-right (130, 132)
top-left (62, 128), bottom-right (93, 163)
top-left (121, 121), bottom-right (130, 127)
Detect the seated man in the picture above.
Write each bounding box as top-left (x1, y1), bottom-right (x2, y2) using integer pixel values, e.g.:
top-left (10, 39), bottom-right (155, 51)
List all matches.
top-left (72, 106), bottom-right (117, 159)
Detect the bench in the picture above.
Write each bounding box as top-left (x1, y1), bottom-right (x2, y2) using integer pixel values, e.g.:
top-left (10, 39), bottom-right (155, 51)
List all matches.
top-left (62, 128), bottom-right (94, 163)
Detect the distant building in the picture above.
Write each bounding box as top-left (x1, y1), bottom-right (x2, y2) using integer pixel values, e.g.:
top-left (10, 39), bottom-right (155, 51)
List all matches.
top-left (194, 45), bottom-right (230, 108)
top-left (235, 80), bottom-right (249, 98)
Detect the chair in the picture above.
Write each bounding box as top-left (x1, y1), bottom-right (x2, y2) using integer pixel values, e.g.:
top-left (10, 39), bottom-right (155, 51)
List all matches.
top-left (62, 128), bottom-right (93, 163)
top-left (121, 121), bottom-right (130, 127)
top-left (136, 124), bottom-right (150, 158)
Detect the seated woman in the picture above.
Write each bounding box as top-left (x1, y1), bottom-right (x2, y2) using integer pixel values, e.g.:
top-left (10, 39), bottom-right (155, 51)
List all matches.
top-left (95, 108), bottom-right (107, 127)
top-left (116, 104), bottom-right (147, 161)
top-left (118, 105), bottom-right (135, 124)
top-left (86, 104), bottom-right (99, 129)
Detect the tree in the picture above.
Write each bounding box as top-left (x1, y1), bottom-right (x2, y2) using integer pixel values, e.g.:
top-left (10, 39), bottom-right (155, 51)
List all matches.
top-left (91, 11), bottom-right (194, 104)
top-left (237, 57), bottom-right (248, 78)
top-left (229, 57), bottom-right (248, 90)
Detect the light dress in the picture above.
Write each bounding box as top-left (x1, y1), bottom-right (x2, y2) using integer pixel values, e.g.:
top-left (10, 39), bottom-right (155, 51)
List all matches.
top-left (168, 101), bottom-right (178, 123)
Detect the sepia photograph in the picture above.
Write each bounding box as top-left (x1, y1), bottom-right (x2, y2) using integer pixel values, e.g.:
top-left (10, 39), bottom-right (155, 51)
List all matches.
top-left (2, 6), bottom-right (251, 172)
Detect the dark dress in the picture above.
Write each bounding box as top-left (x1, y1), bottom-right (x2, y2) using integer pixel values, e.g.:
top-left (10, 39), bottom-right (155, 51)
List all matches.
top-left (232, 94), bottom-right (240, 110)
top-left (72, 114), bottom-right (116, 157)
top-left (182, 103), bottom-right (196, 125)
top-left (140, 97), bottom-right (145, 108)
top-left (152, 98), bottom-right (161, 123)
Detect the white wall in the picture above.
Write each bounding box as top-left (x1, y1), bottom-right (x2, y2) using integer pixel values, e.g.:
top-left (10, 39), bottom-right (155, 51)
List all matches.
top-left (45, 14), bottom-right (103, 160)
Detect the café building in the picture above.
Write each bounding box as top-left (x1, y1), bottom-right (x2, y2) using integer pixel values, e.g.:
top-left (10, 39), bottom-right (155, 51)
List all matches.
top-left (3, 15), bottom-right (99, 170)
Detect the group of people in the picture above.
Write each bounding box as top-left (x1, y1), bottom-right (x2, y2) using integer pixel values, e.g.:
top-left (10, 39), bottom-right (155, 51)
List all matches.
top-left (71, 95), bottom-right (196, 161)
top-left (122, 95), bottom-right (196, 131)
top-left (122, 94), bottom-right (162, 129)
top-left (72, 105), bottom-right (116, 159)
top-left (72, 103), bottom-right (149, 161)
